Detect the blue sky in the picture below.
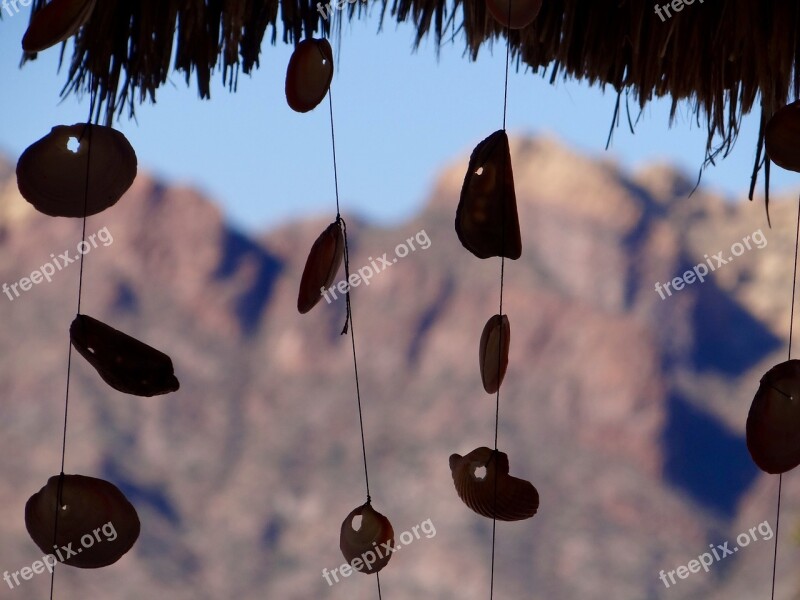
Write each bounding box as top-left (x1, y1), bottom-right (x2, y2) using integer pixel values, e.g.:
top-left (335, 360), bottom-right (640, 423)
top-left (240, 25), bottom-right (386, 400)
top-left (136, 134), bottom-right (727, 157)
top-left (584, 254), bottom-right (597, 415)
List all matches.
top-left (0, 7), bottom-right (793, 233)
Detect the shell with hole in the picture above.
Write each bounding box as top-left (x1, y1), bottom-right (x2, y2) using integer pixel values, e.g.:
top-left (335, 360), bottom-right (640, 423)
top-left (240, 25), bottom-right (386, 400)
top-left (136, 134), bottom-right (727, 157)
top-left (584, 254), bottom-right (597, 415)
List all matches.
top-left (449, 446), bottom-right (539, 521)
top-left (765, 100), bottom-right (800, 172)
top-left (70, 314), bottom-right (179, 396)
top-left (285, 38), bottom-right (334, 113)
top-left (16, 124), bottom-right (137, 218)
top-left (22, 0), bottom-right (97, 53)
top-left (746, 359), bottom-right (800, 474)
top-left (25, 474), bottom-right (140, 568)
top-left (456, 130), bottom-right (521, 259)
top-left (339, 502), bottom-right (394, 574)
top-left (479, 314), bottom-right (510, 394)
top-left (485, 0), bottom-right (541, 29)
top-left (297, 221), bottom-right (344, 313)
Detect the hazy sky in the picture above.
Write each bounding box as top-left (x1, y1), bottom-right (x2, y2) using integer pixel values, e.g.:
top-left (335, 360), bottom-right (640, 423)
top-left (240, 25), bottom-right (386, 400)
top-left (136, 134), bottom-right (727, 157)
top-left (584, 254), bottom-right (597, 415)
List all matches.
top-left (0, 8), bottom-right (793, 233)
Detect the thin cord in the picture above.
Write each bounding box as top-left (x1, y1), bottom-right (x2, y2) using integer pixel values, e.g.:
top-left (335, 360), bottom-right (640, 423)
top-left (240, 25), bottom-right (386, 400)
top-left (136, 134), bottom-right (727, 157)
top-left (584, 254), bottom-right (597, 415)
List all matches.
top-left (771, 193), bottom-right (800, 599)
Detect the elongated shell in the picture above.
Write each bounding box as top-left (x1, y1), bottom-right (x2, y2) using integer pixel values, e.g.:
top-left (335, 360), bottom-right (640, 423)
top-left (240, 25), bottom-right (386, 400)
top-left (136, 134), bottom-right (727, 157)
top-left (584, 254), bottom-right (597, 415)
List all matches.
top-left (70, 314), bottom-right (179, 396)
top-left (25, 474), bottom-right (140, 569)
top-left (449, 447), bottom-right (538, 521)
top-left (746, 360), bottom-right (800, 474)
top-left (456, 130), bottom-right (521, 259)
top-left (297, 221), bottom-right (344, 313)
top-left (285, 39), bottom-right (334, 113)
top-left (480, 314), bottom-right (509, 394)
top-left (22, 0), bottom-right (97, 53)
top-left (486, 0), bottom-right (541, 29)
top-left (339, 502), bottom-right (394, 574)
top-left (765, 101), bottom-right (800, 173)
top-left (17, 124), bottom-right (137, 218)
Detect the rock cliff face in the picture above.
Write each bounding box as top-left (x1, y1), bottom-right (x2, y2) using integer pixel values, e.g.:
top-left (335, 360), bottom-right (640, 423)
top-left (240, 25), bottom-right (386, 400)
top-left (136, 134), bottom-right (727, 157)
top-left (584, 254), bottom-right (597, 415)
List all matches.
top-left (0, 136), bottom-right (796, 599)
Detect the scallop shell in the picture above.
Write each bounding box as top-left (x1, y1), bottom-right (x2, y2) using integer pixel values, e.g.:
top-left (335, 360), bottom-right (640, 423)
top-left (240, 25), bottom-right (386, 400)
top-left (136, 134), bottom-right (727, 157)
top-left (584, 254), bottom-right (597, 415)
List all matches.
top-left (449, 447), bottom-right (538, 521)
top-left (25, 474), bottom-right (140, 569)
top-left (485, 0), bottom-right (541, 29)
top-left (70, 314), bottom-right (179, 397)
top-left (456, 130), bottom-right (521, 259)
top-left (339, 502), bottom-right (394, 574)
top-left (297, 221), bottom-right (344, 313)
top-left (479, 314), bottom-right (510, 394)
top-left (765, 101), bottom-right (800, 173)
top-left (22, 0), bottom-right (97, 53)
top-left (16, 124), bottom-right (137, 218)
top-left (746, 360), bottom-right (800, 474)
top-left (285, 38), bottom-right (334, 113)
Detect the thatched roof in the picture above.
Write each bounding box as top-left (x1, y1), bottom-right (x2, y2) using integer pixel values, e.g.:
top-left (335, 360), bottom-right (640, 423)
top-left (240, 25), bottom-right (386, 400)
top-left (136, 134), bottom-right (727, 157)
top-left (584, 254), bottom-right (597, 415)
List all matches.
top-left (15, 1), bottom-right (800, 194)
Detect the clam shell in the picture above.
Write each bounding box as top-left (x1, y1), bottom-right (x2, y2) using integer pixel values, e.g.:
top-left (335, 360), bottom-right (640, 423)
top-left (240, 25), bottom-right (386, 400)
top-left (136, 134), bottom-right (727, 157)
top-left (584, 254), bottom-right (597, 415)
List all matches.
top-left (479, 314), bottom-right (510, 394)
top-left (485, 0), bottom-right (541, 29)
top-left (765, 101), bottom-right (800, 173)
top-left (70, 314), bottom-right (179, 397)
top-left (339, 502), bottom-right (394, 574)
top-left (16, 124), bottom-right (137, 218)
top-left (456, 130), bottom-right (522, 259)
top-left (25, 474), bottom-right (140, 569)
top-left (449, 447), bottom-right (538, 521)
top-left (746, 360), bottom-right (800, 474)
top-left (297, 221), bottom-right (344, 313)
top-left (22, 0), bottom-right (97, 53)
top-left (285, 38), bottom-right (334, 113)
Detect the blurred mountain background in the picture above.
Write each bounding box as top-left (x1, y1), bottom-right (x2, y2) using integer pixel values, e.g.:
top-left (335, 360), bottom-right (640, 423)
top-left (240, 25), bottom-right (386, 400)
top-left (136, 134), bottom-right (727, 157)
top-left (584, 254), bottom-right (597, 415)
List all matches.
top-left (0, 135), bottom-right (798, 599)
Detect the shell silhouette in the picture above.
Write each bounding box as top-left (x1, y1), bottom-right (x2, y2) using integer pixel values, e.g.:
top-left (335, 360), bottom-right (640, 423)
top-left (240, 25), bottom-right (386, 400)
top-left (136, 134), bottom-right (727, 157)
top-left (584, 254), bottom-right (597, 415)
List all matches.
top-left (25, 474), bottom-right (140, 568)
top-left (16, 124), bottom-right (137, 218)
top-left (485, 0), bottom-right (541, 29)
top-left (449, 447), bottom-right (538, 521)
top-left (479, 314), bottom-right (509, 394)
top-left (339, 502), bottom-right (394, 574)
top-left (70, 314), bottom-right (179, 396)
top-left (746, 360), bottom-right (800, 474)
top-left (22, 0), bottom-right (97, 53)
top-left (285, 38), bottom-right (334, 113)
top-left (297, 221), bottom-right (344, 313)
top-left (765, 100), bottom-right (800, 173)
top-left (456, 130), bottom-right (521, 259)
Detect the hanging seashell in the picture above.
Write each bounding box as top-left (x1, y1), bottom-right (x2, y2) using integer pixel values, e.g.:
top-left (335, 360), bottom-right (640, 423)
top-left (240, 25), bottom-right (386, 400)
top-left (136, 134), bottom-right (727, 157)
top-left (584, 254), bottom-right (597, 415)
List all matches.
top-left (70, 314), bottom-right (179, 397)
top-left (25, 474), bottom-right (140, 569)
top-left (456, 130), bottom-right (522, 259)
top-left (746, 360), bottom-right (800, 474)
top-left (479, 314), bottom-right (510, 394)
top-left (449, 447), bottom-right (538, 521)
top-left (486, 0), bottom-right (541, 29)
top-left (297, 221), bottom-right (344, 313)
top-left (765, 101), bottom-right (800, 173)
top-left (22, 0), bottom-right (97, 53)
top-left (339, 502), bottom-right (394, 574)
top-left (16, 124), bottom-right (137, 218)
top-left (285, 38), bottom-right (334, 113)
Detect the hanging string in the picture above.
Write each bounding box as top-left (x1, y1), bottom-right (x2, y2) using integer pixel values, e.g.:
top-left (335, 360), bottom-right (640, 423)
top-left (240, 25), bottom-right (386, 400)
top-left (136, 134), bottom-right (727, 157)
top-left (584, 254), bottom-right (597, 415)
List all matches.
top-left (324, 51), bottom-right (382, 600)
top-left (490, 9), bottom-right (513, 599)
top-left (770, 194), bottom-right (800, 599)
top-left (49, 114), bottom-right (94, 600)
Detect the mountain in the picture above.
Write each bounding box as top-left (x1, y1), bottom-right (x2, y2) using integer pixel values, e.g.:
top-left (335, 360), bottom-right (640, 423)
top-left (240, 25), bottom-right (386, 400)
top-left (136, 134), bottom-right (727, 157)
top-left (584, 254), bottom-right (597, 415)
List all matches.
top-left (0, 135), bottom-right (798, 600)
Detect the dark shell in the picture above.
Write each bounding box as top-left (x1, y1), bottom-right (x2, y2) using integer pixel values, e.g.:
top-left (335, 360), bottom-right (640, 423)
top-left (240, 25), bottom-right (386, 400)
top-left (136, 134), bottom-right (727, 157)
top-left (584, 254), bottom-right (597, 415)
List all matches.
top-left (70, 314), bottom-right (179, 397)
top-left (479, 314), bottom-right (510, 394)
top-left (297, 221), bottom-right (344, 313)
top-left (486, 0), bottom-right (542, 29)
top-left (746, 359), bottom-right (800, 474)
top-left (449, 446), bottom-right (538, 521)
top-left (765, 101), bottom-right (800, 173)
top-left (22, 0), bottom-right (96, 53)
top-left (456, 130), bottom-right (521, 259)
top-left (339, 502), bottom-right (394, 574)
top-left (25, 474), bottom-right (140, 569)
top-left (285, 39), bottom-right (334, 113)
